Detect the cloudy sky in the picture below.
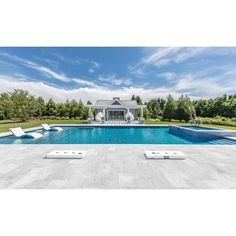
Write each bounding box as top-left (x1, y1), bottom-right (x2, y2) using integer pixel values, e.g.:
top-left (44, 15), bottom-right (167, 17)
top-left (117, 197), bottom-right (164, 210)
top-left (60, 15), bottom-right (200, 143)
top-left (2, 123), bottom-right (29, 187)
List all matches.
top-left (0, 47), bottom-right (236, 102)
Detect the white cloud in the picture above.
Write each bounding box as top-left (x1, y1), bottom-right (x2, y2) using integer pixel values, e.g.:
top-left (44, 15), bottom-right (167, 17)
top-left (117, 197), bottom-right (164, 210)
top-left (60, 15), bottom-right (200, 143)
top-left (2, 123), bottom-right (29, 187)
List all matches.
top-left (52, 52), bottom-right (101, 73)
top-left (157, 72), bottom-right (177, 81)
top-left (98, 74), bottom-right (133, 86)
top-left (72, 78), bottom-right (99, 87)
top-left (0, 52), bottom-right (97, 86)
top-left (174, 73), bottom-right (236, 97)
top-left (0, 75), bottom-right (186, 103)
top-left (128, 47), bottom-right (209, 77)
top-left (143, 47), bottom-right (207, 67)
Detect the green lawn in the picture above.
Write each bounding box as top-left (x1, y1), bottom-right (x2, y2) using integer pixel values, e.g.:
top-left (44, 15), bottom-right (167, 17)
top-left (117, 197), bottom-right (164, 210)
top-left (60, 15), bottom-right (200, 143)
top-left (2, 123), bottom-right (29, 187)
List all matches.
top-left (144, 119), bottom-right (189, 125)
top-left (144, 119), bottom-right (236, 130)
top-left (0, 119), bottom-right (236, 133)
top-left (0, 119), bottom-right (87, 133)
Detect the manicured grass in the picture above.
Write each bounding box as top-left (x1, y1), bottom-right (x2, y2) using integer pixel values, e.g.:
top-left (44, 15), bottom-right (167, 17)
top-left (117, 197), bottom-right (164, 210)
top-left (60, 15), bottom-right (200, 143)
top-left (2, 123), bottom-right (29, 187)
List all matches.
top-left (0, 119), bottom-right (87, 133)
top-left (144, 119), bottom-right (189, 125)
top-left (203, 124), bottom-right (236, 130)
top-left (144, 119), bottom-right (236, 130)
top-left (1, 119), bottom-right (236, 133)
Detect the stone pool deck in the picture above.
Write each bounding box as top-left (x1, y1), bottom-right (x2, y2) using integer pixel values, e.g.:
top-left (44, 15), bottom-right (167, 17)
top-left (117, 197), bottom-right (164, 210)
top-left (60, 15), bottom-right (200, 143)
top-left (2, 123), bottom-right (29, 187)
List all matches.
top-left (0, 144), bottom-right (236, 189)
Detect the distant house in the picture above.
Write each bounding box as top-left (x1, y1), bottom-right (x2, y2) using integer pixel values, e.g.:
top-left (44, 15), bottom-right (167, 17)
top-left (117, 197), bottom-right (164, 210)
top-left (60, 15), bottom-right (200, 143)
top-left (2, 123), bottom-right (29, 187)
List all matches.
top-left (87, 97), bottom-right (146, 121)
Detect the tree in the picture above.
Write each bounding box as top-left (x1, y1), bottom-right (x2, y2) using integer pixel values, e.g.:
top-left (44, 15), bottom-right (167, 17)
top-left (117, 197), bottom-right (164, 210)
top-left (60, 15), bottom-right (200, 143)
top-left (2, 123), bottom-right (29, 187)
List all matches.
top-left (176, 95), bottom-right (196, 122)
top-left (157, 98), bottom-right (166, 110)
top-left (163, 95), bottom-right (177, 120)
top-left (131, 95), bottom-right (143, 105)
top-left (57, 103), bottom-right (68, 117)
top-left (46, 98), bottom-right (57, 116)
top-left (0, 92), bottom-right (13, 119)
top-left (69, 99), bottom-right (79, 118)
top-left (135, 96), bottom-right (143, 105)
top-left (10, 89), bottom-right (31, 121)
top-left (147, 99), bottom-right (161, 119)
top-left (86, 100), bottom-right (92, 105)
top-left (35, 96), bottom-right (46, 117)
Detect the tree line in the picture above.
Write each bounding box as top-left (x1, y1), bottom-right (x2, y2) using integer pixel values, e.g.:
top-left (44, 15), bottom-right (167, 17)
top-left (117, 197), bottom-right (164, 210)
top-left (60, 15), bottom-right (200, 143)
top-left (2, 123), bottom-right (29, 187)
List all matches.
top-left (131, 93), bottom-right (236, 121)
top-left (0, 89), bottom-right (235, 122)
top-left (0, 89), bottom-right (89, 121)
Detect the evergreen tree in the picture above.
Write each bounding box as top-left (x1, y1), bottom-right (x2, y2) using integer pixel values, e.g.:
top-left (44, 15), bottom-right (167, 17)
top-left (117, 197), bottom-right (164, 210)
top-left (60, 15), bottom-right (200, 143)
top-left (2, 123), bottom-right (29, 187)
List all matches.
top-left (0, 92), bottom-right (13, 119)
top-left (163, 95), bottom-right (177, 120)
top-left (176, 95), bottom-right (196, 122)
top-left (46, 98), bottom-right (57, 116)
top-left (135, 96), bottom-right (143, 105)
top-left (10, 89), bottom-right (30, 121)
top-left (147, 99), bottom-right (161, 118)
top-left (131, 94), bottom-right (136, 100)
top-left (36, 96), bottom-right (46, 117)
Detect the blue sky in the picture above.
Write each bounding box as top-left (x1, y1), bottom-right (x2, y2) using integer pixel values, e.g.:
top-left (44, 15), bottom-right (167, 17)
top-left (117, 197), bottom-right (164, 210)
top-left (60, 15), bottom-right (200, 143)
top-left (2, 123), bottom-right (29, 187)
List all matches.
top-left (0, 47), bottom-right (236, 102)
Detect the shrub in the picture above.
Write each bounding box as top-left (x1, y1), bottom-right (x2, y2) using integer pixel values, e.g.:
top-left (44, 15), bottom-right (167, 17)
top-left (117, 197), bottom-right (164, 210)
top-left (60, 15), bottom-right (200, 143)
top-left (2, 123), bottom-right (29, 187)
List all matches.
top-left (0, 112), bottom-right (5, 120)
top-left (199, 117), bottom-right (236, 127)
top-left (49, 116), bottom-right (56, 120)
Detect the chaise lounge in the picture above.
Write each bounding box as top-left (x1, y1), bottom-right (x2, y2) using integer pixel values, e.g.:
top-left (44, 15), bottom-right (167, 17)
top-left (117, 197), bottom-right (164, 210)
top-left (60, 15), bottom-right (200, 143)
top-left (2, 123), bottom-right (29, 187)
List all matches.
top-left (41, 123), bottom-right (63, 132)
top-left (10, 127), bottom-right (43, 139)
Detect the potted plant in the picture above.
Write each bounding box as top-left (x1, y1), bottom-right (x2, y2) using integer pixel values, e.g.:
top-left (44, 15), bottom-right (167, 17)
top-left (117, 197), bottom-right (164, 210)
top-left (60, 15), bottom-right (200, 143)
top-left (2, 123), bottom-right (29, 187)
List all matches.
top-left (87, 117), bottom-right (91, 124)
top-left (127, 116), bottom-right (131, 124)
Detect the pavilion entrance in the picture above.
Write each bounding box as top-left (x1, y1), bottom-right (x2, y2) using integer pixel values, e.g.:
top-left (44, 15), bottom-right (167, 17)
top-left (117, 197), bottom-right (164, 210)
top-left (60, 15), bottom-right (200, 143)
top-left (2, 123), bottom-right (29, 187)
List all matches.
top-left (107, 110), bottom-right (125, 120)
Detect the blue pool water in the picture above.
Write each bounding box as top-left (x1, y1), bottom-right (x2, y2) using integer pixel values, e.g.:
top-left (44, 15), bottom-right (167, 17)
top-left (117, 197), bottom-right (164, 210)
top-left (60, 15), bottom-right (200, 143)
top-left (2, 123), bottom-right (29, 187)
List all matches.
top-left (0, 126), bottom-right (235, 144)
top-left (180, 125), bottom-right (219, 130)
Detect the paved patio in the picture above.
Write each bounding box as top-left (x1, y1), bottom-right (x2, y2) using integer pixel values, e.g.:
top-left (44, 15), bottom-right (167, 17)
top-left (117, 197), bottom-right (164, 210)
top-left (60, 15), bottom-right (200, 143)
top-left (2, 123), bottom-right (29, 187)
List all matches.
top-left (0, 144), bottom-right (236, 189)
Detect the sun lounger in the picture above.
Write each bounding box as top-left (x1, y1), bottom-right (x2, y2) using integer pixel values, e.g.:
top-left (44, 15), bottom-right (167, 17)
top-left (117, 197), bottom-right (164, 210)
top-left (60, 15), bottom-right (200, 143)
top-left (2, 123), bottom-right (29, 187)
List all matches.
top-left (45, 150), bottom-right (87, 159)
top-left (10, 127), bottom-right (43, 139)
top-left (41, 123), bottom-right (63, 131)
top-left (145, 150), bottom-right (186, 160)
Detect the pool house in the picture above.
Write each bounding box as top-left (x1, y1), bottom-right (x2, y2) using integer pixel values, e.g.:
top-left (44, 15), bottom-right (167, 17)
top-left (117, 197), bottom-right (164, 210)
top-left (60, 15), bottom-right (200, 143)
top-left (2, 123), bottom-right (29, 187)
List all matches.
top-left (87, 97), bottom-right (146, 121)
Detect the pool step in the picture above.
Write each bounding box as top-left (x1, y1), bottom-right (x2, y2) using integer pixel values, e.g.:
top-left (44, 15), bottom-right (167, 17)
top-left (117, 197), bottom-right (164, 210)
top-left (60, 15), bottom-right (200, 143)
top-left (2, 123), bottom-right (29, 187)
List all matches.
top-left (208, 139), bottom-right (236, 145)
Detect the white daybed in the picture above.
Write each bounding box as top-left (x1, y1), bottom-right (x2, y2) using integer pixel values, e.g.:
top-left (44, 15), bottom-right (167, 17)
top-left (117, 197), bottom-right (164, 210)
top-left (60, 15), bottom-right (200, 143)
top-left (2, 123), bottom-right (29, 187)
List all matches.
top-left (10, 127), bottom-right (43, 139)
top-left (41, 123), bottom-right (63, 132)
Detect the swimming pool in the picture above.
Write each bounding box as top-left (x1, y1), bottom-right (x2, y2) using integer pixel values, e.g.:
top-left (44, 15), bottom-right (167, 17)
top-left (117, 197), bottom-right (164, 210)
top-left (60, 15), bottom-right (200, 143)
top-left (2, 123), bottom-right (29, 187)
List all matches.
top-left (180, 125), bottom-right (219, 130)
top-left (0, 126), bottom-right (235, 144)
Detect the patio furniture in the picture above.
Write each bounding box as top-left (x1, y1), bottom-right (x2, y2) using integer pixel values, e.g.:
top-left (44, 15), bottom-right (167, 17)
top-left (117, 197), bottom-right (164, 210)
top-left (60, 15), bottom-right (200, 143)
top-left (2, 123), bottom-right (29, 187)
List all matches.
top-left (144, 150), bottom-right (186, 160)
top-left (45, 150), bottom-right (87, 159)
top-left (10, 127), bottom-right (43, 139)
top-left (41, 123), bottom-right (63, 132)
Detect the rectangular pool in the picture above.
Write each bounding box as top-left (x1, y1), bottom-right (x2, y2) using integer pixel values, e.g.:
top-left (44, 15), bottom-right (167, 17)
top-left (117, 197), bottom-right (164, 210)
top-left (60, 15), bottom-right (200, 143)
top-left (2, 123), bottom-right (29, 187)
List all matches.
top-left (0, 126), bottom-right (235, 144)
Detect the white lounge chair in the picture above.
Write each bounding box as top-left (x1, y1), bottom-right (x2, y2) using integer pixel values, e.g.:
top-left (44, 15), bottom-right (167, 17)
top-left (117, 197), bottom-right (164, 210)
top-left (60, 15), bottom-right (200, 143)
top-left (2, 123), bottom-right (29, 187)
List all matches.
top-left (45, 150), bottom-right (87, 159)
top-left (10, 127), bottom-right (43, 139)
top-left (145, 151), bottom-right (186, 160)
top-left (41, 123), bottom-right (63, 132)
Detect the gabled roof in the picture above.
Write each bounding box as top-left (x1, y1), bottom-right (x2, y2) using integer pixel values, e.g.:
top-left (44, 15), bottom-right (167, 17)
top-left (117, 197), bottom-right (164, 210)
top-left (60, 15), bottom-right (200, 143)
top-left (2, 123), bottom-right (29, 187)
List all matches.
top-left (95, 99), bottom-right (137, 106)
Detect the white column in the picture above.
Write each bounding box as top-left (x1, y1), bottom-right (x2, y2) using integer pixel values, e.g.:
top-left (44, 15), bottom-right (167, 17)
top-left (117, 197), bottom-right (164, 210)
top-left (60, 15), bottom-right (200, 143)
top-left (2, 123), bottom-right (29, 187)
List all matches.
top-left (141, 107), bottom-right (143, 118)
top-left (103, 108), bottom-right (105, 120)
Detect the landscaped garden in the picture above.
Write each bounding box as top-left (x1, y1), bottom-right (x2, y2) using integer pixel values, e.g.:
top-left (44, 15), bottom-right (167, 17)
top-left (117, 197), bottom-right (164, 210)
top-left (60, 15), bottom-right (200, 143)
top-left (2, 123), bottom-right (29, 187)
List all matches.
top-left (0, 89), bottom-right (236, 133)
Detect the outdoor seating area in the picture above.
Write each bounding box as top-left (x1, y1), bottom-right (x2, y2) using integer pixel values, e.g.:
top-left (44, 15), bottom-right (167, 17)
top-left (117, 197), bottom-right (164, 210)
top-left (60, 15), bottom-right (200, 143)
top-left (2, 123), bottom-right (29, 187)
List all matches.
top-left (9, 124), bottom-right (63, 140)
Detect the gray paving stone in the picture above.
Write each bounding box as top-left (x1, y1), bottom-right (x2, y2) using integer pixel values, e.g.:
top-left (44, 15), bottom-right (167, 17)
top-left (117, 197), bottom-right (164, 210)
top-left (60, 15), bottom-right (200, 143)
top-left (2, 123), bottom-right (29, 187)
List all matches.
top-left (0, 144), bottom-right (236, 188)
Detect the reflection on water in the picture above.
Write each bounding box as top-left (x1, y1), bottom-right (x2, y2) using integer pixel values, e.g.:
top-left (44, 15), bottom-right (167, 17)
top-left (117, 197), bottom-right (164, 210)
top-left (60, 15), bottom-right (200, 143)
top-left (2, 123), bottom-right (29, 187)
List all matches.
top-left (0, 126), bottom-right (235, 145)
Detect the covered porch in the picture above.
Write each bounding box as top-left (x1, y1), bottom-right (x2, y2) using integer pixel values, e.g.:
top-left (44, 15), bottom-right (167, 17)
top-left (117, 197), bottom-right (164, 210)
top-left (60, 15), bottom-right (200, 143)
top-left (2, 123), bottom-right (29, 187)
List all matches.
top-left (87, 104), bottom-right (146, 122)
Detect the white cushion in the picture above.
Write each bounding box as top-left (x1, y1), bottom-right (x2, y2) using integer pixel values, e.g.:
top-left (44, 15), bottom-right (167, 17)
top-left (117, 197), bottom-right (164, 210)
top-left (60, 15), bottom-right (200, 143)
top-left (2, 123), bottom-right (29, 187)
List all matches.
top-left (145, 151), bottom-right (186, 159)
top-left (45, 150), bottom-right (87, 159)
